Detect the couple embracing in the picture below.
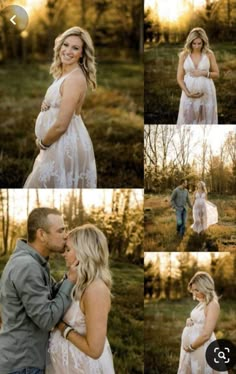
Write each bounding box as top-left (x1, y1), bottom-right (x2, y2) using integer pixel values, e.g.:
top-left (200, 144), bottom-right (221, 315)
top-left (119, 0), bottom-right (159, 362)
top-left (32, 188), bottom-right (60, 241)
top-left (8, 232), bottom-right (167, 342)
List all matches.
top-left (0, 207), bottom-right (115, 374)
top-left (171, 179), bottom-right (218, 238)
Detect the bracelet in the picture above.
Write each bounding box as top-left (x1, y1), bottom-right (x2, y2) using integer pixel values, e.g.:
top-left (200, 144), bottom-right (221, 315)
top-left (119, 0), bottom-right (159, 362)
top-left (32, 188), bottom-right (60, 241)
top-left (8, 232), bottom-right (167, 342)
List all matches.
top-left (40, 139), bottom-right (50, 149)
top-left (207, 71), bottom-right (210, 78)
top-left (36, 138), bottom-right (51, 150)
top-left (63, 326), bottom-right (74, 339)
top-left (189, 344), bottom-right (195, 352)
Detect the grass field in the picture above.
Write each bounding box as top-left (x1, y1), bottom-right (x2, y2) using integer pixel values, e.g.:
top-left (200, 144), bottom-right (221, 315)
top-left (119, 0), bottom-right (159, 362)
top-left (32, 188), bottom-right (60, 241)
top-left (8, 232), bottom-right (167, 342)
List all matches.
top-left (144, 42), bottom-right (236, 124)
top-left (144, 194), bottom-right (236, 251)
top-left (0, 58), bottom-right (143, 188)
top-left (0, 255), bottom-right (144, 374)
top-left (145, 298), bottom-right (236, 374)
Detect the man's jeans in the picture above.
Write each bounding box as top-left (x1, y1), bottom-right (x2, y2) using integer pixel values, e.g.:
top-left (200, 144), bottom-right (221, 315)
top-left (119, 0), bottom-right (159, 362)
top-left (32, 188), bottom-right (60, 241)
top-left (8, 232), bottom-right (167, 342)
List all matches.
top-left (9, 368), bottom-right (44, 374)
top-left (176, 208), bottom-right (187, 236)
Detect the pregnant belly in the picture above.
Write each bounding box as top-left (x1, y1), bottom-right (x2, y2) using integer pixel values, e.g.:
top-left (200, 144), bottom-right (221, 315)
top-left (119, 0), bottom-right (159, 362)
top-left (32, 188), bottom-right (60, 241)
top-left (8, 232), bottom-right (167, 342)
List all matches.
top-left (35, 108), bottom-right (58, 138)
top-left (195, 200), bottom-right (205, 209)
top-left (181, 325), bottom-right (200, 347)
top-left (184, 76), bottom-right (207, 95)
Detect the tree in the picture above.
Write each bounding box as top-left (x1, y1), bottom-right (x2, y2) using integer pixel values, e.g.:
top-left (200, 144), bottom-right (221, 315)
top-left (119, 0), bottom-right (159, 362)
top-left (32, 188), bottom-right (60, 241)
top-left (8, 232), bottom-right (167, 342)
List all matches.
top-left (0, 189), bottom-right (9, 255)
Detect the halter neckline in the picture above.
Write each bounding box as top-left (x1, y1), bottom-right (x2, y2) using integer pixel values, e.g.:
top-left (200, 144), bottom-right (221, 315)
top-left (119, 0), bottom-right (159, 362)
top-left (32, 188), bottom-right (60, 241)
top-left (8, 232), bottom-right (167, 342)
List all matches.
top-left (189, 53), bottom-right (205, 69)
top-left (58, 67), bottom-right (80, 80)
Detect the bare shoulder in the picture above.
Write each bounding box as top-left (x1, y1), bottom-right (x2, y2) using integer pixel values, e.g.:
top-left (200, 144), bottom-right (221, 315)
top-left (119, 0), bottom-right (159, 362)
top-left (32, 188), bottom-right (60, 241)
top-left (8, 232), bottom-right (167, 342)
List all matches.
top-left (85, 279), bottom-right (110, 300)
top-left (64, 70), bottom-right (87, 91)
top-left (179, 50), bottom-right (188, 61)
top-left (206, 299), bottom-right (220, 313)
top-left (206, 49), bottom-right (215, 59)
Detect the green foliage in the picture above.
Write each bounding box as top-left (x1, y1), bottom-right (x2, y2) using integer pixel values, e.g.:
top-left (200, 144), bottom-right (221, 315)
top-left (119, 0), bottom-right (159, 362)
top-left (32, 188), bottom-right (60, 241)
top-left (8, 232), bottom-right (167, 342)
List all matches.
top-left (144, 194), bottom-right (236, 251)
top-left (0, 58), bottom-right (143, 187)
top-left (0, 256), bottom-right (144, 373)
top-left (109, 260), bottom-right (144, 373)
top-left (144, 43), bottom-right (236, 124)
top-left (86, 205), bottom-right (144, 263)
top-left (47, 257), bottom-right (144, 374)
top-left (145, 299), bottom-right (236, 374)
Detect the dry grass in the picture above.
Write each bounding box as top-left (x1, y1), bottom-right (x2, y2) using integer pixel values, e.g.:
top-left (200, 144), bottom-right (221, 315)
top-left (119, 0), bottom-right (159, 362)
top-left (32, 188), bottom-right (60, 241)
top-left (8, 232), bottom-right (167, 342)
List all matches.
top-left (144, 42), bottom-right (236, 123)
top-left (0, 59), bottom-right (143, 188)
top-left (144, 194), bottom-right (236, 252)
top-left (145, 298), bottom-right (236, 374)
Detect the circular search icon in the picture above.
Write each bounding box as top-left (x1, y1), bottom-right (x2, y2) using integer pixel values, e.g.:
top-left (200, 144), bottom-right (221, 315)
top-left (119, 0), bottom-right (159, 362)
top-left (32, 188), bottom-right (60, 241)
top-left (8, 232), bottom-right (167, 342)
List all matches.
top-left (206, 339), bottom-right (236, 371)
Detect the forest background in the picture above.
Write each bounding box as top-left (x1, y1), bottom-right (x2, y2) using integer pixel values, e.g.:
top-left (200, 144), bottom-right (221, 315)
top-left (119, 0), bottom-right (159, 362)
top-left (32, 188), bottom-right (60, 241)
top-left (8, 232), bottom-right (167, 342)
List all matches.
top-left (0, 0), bottom-right (144, 187)
top-left (144, 125), bottom-right (236, 251)
top-left (144, 251), bottom-right (236, 374)
top-left (144, 0), bottom-right (236, 123)
top-left (0, 188), bottom-right (144, 373)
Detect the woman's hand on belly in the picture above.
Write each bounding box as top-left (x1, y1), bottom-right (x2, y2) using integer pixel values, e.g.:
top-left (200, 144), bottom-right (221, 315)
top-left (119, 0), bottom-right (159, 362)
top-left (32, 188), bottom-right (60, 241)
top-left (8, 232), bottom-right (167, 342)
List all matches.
top-left (41, 100), bottom-right (50, 112)
top-left (186, 318), bottom-right (194, 327)
top-left (186, 91), bottom-right (204, 99)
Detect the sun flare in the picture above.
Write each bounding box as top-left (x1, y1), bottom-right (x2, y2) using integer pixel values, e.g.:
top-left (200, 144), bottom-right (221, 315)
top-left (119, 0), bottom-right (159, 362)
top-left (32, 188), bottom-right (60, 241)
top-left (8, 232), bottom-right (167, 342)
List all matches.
top-left (145, 0), bottom-right (207, 23)
top-left (19, 0), bottom-right (46, 16)
top-left (158, 0), bottom-right (187, 22)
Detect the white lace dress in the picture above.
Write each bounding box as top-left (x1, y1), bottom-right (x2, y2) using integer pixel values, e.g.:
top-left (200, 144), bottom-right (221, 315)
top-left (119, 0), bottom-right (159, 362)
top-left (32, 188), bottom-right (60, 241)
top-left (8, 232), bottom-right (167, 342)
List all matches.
top-left (177, 54), bottom-right (218, 124)
top-left (24, 69), bottom-right (97, 188)
top-left (46, 300), bottom-right (115, 374)
top-left (177, 302), bottom-right (228, 374)
top-left (191, 192), bottom-right (218, 234)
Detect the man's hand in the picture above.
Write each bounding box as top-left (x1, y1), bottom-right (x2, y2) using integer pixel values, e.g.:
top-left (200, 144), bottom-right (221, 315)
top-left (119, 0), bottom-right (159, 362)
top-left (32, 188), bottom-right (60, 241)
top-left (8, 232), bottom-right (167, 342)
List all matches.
top-left (67, 259), bottom-right (79, 284)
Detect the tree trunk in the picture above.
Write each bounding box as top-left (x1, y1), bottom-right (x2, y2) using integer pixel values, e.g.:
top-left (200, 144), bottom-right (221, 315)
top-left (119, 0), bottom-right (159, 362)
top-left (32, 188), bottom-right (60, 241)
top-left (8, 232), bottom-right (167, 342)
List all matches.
top-left (0, 189), bottom-right (9, 256)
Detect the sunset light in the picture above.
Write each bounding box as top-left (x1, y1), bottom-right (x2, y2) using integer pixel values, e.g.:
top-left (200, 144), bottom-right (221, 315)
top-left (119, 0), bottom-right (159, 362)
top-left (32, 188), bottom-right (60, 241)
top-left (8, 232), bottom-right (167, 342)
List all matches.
top-left (7, 189), bottom-right (143, 223)
top-left (158, 0), bottom-right (188, 22)
top-left (145, 252), bottom-right (227, 275)
top-left (20, 0), bottom-right (46, 17)
top-left (145, 0), bottom-right (207, 23)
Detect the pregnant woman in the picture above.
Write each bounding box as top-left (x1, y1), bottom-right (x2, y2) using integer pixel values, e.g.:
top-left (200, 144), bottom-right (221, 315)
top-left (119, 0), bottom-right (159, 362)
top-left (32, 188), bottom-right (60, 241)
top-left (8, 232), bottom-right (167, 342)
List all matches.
top-left (177, 27), bottom-right (219, 124)
top-left (46, 224), bottom-right (115, 374)
top-left (24, 26), bottom-right (97, 188)
top-left (191, 181), bottom-right (218, 234)
top-left (177, 272), bottom-right (228, 374)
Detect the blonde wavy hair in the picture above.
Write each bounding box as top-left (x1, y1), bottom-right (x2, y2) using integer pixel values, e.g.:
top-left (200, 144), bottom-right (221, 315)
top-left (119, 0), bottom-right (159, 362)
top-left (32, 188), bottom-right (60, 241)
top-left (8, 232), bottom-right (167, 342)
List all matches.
top-left (188, 272), bottom-right (218, 305)
top-left (197, 181), bottom-right (207, 194)
top-left (68, 224), bottom-right (112, 300)
top-left (183, 27), bottom-right (211, 54)
top-left (50, 26), bottom-right (97, 89)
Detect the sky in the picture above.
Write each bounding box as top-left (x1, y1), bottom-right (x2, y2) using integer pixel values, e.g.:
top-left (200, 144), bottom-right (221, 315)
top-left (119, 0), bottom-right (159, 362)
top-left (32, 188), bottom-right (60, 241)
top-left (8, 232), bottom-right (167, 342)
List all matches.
top-left (5, 189), bottom-right (143, 222)
top-left (144, 251), bottom-right (229, 271)
top-left (188, 125), bottom-right (236, 154)
top-left (145, 0), bottom-right (207, 23)
top-left (146, 124), bottom-right (236, 166)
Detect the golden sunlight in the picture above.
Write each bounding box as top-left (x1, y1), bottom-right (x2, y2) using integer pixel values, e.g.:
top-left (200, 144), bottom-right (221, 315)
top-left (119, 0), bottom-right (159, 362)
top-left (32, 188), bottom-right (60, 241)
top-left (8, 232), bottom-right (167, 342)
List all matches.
top-left (157, 0), bottom-right (187, 22)
top-left (145, 0), bottom-right (157, 9)
top-left (19, 0), bottom-right (46, 16)
top-left (144, 252), bottom-right (225, 274)
top-left (9, 189), bottom-right (143, 223)
top-left (145, 0), bottom-right (207, 23)
top-left (193, 0), bottom-right (206, 8)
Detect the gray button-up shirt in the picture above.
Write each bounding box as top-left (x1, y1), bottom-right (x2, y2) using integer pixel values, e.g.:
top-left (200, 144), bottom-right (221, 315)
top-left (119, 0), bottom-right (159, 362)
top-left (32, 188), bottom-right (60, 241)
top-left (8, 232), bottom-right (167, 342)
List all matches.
top-left (171, 187), bottom-right (192, 210)
top-left (0, 239), bottom-right (74, 373)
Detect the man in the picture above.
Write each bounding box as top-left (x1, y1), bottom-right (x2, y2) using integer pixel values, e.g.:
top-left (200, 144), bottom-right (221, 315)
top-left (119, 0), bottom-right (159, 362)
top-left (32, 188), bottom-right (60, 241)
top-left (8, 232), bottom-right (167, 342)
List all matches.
top-left (171, 179), bottom-right (192, 237)
top-left (0, 207), bottom-right (78, 374)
